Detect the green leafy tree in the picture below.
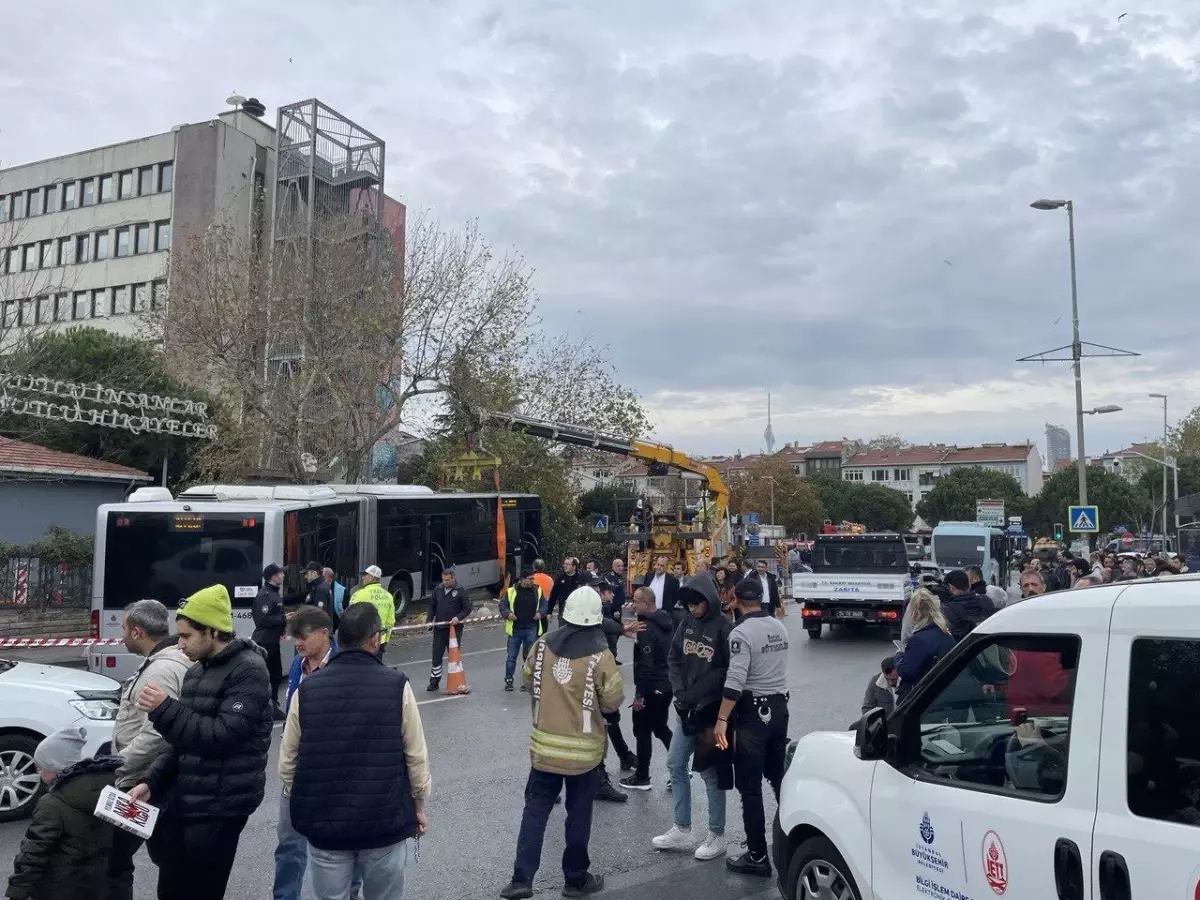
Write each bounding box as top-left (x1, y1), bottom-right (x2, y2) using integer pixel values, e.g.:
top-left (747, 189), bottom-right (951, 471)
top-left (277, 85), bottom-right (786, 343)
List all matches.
top-left (1026, 465), bottom-right (1147, 538)
top-left (729, 455), bottom-right (825, 537)
top-left (915, 467), bottom-right (1030, 528)
top-left (807, 473), bottom-right (914, 532)
top-left (0, 328), bottom-right (213, 487)
top-left (1135, 455), bottom-right (1200, 522)
top-left (1170, 405), bottom-right (1200, 456)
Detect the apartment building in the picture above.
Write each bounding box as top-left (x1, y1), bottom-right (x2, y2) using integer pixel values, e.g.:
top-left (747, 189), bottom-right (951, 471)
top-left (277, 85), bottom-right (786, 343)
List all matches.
top-left (841, 442), bottom-right (1045, 513)
top-left (0, 103), bottom-right (276, 342)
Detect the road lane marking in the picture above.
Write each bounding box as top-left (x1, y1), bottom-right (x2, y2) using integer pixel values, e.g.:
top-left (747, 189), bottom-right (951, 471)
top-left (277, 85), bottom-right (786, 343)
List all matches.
top-left (417, 694), bottom-right (470, 706)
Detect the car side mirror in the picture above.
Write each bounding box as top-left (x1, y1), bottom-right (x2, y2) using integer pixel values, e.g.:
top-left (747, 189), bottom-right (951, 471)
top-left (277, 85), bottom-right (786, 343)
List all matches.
top-left (855, 706), bottom-right (887, 760)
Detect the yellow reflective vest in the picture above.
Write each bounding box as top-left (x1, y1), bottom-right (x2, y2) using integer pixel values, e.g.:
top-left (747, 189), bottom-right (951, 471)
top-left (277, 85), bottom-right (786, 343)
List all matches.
top-left (348, 581), bottom-right (395, 644)
top-left (502, 585), bottom-right (546, 637)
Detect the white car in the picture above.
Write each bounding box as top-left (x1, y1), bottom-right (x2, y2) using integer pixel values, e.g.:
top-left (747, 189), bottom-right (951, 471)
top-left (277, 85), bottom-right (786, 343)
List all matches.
top-left (774, 576), bottom-right (1200, 900)
top-left (0, 658), bottom-right (120, 821)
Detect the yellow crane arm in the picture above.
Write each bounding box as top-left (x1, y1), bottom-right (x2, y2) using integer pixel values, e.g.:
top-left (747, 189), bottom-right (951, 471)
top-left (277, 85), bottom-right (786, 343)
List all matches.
top-left (474, 410), bottom-right (728, 514)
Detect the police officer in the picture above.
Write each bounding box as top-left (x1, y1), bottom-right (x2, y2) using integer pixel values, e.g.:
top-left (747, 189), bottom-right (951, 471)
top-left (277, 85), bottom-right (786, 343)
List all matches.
top-left (253, 563), bottom-right (305, 720)
top-left (714, 577), bottom-right (790, 877)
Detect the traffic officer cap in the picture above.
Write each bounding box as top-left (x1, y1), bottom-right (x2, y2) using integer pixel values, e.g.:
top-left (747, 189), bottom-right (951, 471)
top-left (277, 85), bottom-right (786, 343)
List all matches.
top-left (734, 577), bottom-right (763, 603)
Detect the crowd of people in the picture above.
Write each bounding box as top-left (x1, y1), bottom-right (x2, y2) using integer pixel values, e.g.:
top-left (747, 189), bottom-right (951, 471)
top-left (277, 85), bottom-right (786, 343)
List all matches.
top-left (5, 550), bottom-right (797, 900)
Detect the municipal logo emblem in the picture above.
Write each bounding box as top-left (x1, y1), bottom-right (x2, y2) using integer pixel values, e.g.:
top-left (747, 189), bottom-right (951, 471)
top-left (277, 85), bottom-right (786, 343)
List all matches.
top-left (552, 657), bottom-right (573, 685)
top-left (982, 831), bottom-right (1008, 895)
top-left (920, 812), bottom-right (935, 845)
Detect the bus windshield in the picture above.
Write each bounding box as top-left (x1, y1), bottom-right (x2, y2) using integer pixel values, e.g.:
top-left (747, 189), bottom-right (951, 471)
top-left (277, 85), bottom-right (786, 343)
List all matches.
top-left (103, 511), bottom-right (265, 609)
top-left (932, 534), bottom-right (986, 568)
top-left (810, 538), bottom-right (909, 572)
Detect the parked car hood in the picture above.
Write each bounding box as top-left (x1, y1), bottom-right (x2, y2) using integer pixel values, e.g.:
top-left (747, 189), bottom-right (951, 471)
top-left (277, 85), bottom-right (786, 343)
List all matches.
top-left (0, 660), bottom-right (121, 695)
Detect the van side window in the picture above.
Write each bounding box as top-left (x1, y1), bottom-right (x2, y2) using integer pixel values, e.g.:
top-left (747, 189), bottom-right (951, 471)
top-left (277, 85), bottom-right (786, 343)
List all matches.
top-left (1127, 638), bottom-right (1200, 828)
top-left (908, 635), bottom-right (1079, 801)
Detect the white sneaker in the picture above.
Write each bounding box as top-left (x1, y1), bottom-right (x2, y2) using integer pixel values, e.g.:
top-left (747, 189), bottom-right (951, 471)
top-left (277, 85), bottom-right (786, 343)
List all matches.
top-left (694, 832), bottom-right (727, 861)
top-left (652, 825), bottom-right (694, 851)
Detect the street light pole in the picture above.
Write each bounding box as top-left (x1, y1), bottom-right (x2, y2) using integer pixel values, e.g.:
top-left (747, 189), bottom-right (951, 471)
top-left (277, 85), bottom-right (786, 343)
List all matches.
top-left (1150, 393), bottom-right (1170, 539)
top-left (1065, 201), bottom-right (1088, 507)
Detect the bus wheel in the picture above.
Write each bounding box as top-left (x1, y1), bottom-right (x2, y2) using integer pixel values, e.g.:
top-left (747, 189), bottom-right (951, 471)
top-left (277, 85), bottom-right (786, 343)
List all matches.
top-left (391, 580), bottom-right (412, 619)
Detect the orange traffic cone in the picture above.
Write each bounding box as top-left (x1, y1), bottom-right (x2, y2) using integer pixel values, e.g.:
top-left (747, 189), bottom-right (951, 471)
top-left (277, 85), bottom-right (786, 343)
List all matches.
top-left (444, 630), bottom-right (471, 695)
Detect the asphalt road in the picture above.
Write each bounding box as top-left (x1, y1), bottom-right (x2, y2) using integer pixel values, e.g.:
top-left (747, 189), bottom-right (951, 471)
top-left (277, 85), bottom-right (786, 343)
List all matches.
top-left (0, 609), bottom-right (891, 900)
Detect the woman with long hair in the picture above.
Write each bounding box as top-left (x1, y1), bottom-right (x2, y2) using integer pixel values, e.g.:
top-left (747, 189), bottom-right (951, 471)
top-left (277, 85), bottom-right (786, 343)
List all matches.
top-left (895, 588), bottom-right (956, 700)
top-left (713, 565), bottom-right (737, 618)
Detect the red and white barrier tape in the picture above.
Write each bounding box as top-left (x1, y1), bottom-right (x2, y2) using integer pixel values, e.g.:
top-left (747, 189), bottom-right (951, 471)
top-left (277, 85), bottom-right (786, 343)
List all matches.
top-left (0, 612), bottom-right (517, 649)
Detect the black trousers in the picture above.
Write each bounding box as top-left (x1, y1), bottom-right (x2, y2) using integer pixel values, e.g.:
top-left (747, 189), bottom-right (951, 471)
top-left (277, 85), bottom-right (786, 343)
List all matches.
top-left (150, 814), bottom-right (248, 900)
top-left (106, 827), bottom-right (141, 900)
top-left (733, 694), bottom-right (790, 857)
top-left (430, 623), bottom-right (464, 680)
top-left (632, 691), bottom-right (673, 779)
top-left (261, 638), bottom-right (284, 705)
top-left (604, 710), bottom-right (632, 760)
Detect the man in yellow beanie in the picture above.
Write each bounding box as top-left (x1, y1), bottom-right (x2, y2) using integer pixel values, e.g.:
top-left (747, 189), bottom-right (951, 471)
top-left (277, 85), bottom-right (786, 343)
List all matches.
top-left (130, 584), bottom-right (273, 900)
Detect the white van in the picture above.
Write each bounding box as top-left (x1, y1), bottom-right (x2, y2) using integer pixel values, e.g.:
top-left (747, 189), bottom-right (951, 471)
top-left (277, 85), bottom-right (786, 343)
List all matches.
top-left (773, 576), bottom-right (1199, 900)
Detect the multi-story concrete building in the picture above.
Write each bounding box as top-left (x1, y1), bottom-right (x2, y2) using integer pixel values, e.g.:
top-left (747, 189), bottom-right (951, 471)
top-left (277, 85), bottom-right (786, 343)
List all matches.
top-left (1045, 423), bottom-right (1071, 472)
top-left (841, 443), bottom-right (1045, 519)
top-left (0, 101), bottom-right (276, 340)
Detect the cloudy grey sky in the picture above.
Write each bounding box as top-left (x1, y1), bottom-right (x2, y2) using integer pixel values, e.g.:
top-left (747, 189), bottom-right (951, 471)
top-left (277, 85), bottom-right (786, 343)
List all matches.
top-left (6, 1), bottom-right (1199, 457)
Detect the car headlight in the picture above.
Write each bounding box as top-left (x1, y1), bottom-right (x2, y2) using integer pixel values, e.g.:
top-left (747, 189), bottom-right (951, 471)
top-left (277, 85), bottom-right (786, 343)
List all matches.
top-left (69, 699), bottom-right (119, 720)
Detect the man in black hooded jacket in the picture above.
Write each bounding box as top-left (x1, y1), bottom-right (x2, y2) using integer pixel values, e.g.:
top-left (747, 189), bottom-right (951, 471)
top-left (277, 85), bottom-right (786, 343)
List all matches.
top-left (620, 586), bottom-right (674, 791)
top-left (652, 574), bottom-right (732, 858)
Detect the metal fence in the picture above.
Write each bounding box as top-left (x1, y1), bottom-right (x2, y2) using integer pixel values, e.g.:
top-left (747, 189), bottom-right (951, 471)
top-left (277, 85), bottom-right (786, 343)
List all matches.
top-left (0, 559), bottom-right (91, 610)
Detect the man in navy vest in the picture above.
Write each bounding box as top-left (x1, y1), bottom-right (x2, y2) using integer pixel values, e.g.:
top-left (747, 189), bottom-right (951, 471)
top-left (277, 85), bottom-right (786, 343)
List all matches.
top-left (279, 603), bottom-right (431, 900)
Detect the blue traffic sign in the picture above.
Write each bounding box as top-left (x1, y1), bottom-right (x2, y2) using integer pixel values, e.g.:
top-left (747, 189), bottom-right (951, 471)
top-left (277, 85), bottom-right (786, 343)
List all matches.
top-left (1067, 505), bottom-right (1099, 533)
top-left (591, 514), bottom-right (609, 534)
top-left (747, 535), bottom-right (761, 546)
top-left (746, 512), bottom-right (761, 524)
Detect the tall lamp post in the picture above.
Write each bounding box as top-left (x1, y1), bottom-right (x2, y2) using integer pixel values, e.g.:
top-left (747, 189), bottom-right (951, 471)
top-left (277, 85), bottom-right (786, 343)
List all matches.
top-left (1149, 393), bottom-right (1175, 537)
top-left (1030, 199), bottom-right (1089, 504)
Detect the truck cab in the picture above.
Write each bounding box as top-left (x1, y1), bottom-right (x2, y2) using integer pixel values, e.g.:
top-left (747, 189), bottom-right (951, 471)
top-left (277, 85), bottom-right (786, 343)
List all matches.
top-left (793, 533), bottom-right (911, 639)
top-left (773, 576), bottom-right (1200, 900)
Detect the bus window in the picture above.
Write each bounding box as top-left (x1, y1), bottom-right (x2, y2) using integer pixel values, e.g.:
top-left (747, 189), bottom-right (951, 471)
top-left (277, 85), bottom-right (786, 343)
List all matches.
top-left (103, 511), bottom-right (265, 609)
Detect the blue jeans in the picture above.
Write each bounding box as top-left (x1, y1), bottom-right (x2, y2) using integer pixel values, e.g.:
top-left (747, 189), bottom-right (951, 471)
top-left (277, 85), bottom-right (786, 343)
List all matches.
top-left (505, 623), bottom-right (538, 682)
top-left (667, 727), bottom-right (726, 834)
top-left (512, 767), bottom-right (599, 888)
top-left (309, 839), bottom-right (408, 900)
top-left (275, 793), bottom-right (362, 900)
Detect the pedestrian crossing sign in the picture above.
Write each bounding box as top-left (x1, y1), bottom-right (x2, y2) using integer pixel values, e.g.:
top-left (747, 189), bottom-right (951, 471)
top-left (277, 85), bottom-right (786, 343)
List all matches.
top-left (1067, 505), bottom-right (1099, 533)
top-left (592, 514), bottom-right (609, 534)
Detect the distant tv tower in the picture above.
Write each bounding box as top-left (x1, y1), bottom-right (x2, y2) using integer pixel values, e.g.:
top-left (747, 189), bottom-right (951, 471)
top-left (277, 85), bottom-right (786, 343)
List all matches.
top-left (763, 392), bottom-right (776, 454)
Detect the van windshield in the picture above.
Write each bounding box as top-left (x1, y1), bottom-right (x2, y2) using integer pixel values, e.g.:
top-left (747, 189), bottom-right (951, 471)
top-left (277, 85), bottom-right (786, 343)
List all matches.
top-left (810, 539), bottom-right (909, 572)
top-left (103, 511), bottom-right (265, 609)
top-left (933, 535), bottom-right (987, 568)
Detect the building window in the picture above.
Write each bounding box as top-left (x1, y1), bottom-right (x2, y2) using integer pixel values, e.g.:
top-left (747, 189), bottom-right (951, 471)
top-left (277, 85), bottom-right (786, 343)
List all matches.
top-left (113, 285), bottom-right (131, 315)
top-left (133, 223), bottom-right (150, 254)
top-left (919, 472), bottom-right (939, 487)
top-left (40, 240), bottom-right (55, 268)
top-left (55, 294), bottom-right (71, 322)
top-left (138, 166), bottom-right (154, 196)
top-left (843, 470), bottom-right (863, 482)
top-left (37, 296), bottom-right (53, 325)
top-left (94, 231), bottom-right (110, 261)
top-left (872, 469), bottom-right (888, 482)
top-left (0, 194), bottom-right (8, 222)
top-left (159, 162), bottom-right (173, 193)
top-left (19, 299), bottom-right (32, 326)
top-left (151, 279), bottom-right (167, 309)
top-left (3, 301), bottom-right (17, 329)
top-left (27, 189), bottom-right (42, 217)
top-left (155, 221), bottom-right (171, 251)
top-left (11, 192), bottom-right (26, 219)
top-left (73, 291), bottom-right (91, 320)
top-left (119, 171), bottom-right (134, 199)
top-left (62, 182), bottom-right (76, 209)
top-left (92, 288), bottom-right (110, 317)
top-left (75, 233), bottom-right (91, 263)
top-left (81, 179), bottom-right (95, 207)
top-left (893, 468), bottom-right (911, 482)
top-left (57, 236), bottom-right (73, 266)
top-left (133, 283), bottom-right (149, 312)
top-left (115, 227), bottom-right (131, 258)
top-left (904, 491), bottom-right (914, 505)
top-left (7, 247), bottom-right (20, 274)
top-left (100, 174), bottom-right (115, 203)
top-left (44, 185), bottom-right (59, 214)
top-left (23, 245), bottom-right (38, 271)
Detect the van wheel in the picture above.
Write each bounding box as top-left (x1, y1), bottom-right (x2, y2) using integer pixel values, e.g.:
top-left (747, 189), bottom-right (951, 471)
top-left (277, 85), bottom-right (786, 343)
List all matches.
top-left (391, 580), bottom-right (412, 620)
top-left (0, 735), bottom-right (45, 822)
top-left (787, 835), bottom-right (861, 900)
top-left (805, 625), bottom-right (822, 640)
